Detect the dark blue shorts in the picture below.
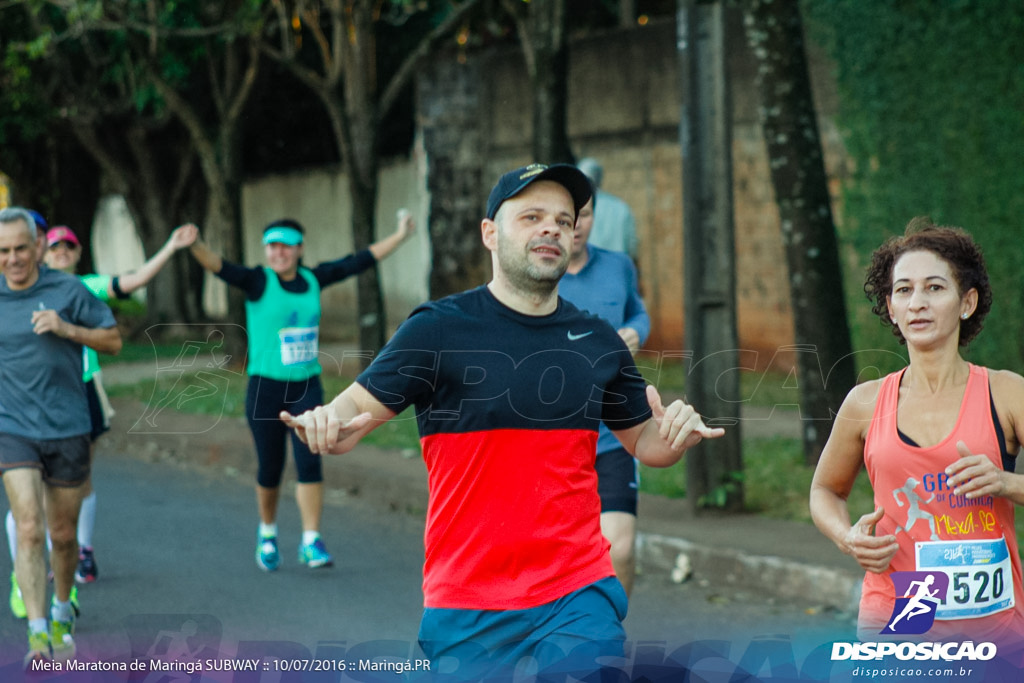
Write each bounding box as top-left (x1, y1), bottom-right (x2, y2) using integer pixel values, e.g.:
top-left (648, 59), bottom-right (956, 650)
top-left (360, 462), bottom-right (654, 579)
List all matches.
top-left (417, 576), bottom-right (628, 681)
top-left (596, 447), bottom-right (639, 515)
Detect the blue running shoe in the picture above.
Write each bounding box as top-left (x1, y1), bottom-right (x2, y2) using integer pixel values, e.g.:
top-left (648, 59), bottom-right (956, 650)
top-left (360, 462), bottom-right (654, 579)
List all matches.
top-left (298, 538), bottom-right (333, 568)
top-left (256, 535), bottom-right (280, 571)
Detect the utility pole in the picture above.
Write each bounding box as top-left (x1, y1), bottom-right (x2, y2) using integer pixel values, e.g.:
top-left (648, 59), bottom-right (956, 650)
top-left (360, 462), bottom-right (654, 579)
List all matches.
top-left (678, 0), bottom-right (743, 513)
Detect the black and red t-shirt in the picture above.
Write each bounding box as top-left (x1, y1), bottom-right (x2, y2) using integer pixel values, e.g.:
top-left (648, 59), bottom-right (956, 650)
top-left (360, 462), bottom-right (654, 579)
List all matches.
top-left (357, 286), bottom-right (652, 610)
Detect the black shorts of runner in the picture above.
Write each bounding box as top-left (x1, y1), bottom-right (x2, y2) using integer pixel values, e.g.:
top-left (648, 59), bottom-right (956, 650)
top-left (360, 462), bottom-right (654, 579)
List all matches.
top-left (595, 446), bottom-right (639, 515)
top-left (85, 378), bottom-right (110, 442)
top-left (0, 433), bottom-right (92, 487)
top-left (245, 375), bottom-right (325, 487)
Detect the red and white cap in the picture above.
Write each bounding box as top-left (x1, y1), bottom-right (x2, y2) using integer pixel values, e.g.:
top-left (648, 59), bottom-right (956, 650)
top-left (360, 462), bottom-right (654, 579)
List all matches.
top-left (46, 226), bottom-right (81, 247)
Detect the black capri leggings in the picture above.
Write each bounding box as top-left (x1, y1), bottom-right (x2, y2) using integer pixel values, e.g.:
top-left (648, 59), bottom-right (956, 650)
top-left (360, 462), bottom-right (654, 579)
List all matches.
top-left (245, 375), bottom-right (324, 487)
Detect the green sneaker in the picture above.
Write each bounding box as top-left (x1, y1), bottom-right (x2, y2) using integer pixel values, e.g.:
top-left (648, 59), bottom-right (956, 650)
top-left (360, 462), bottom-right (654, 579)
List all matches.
top-left (10, 571), bottom-right (26, 619)
top-left (24, 629), bottom-right (52, 669)
top-left (50, 594), bottom-right (79, 661)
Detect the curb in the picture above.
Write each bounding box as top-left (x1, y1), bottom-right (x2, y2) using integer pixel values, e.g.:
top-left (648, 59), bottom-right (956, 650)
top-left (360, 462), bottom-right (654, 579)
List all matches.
top-left (638, 532), bottom-right (861, 613)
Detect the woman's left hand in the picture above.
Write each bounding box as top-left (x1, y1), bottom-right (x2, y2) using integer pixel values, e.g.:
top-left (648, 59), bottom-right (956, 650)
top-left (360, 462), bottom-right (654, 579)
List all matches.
top-left (946, 440), bottom-right (1006, 499)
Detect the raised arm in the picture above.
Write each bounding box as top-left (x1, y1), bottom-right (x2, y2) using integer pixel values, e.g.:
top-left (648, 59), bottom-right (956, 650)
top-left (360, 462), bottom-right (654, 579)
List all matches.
top-left (187, 226), bottom-right (224, 274)
top-left (113, 223), bottom-right (199, 296)
top-left (280, 382), bottom-right (397, 455)
top-left (611, 385), bottom-right (725, 468)
top-left (368, 210), bottom-right (415, 262)
top-left (810, 380), bottom-right (898, 573)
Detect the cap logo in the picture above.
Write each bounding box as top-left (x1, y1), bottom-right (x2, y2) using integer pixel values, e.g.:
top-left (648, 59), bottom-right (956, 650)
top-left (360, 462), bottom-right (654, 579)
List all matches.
top-left (519, 164), bottom-right (548, 180)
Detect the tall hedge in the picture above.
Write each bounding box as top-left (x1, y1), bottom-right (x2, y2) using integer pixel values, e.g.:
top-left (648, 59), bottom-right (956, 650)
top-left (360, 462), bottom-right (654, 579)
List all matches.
top-left (803, 0), bottom-right (1024, 373)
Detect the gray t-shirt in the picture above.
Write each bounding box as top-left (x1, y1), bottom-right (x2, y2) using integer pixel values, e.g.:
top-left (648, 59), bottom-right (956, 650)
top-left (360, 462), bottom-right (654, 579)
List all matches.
top-left (0, 266), bottom-right (117, 439)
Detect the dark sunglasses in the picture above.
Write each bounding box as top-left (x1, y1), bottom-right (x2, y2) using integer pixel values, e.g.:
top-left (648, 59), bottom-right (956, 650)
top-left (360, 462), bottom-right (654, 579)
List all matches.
top-left (48, 240), bottom-right (78, 250)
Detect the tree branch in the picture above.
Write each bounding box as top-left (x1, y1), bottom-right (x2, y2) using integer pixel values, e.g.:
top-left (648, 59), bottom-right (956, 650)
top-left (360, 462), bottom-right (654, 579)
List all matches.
top-left (500, 0), bottom-right (534, 78)
top-left (67, 122), bottom-right (132, 195)
top-left (379, 0), bottom-right (486, 118)
top-left (224, 39), bottom-right (261, 130)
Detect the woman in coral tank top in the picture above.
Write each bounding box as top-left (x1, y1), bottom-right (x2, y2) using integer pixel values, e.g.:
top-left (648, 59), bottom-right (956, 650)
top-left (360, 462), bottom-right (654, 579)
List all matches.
top-left (811, 218), bottom-right (1024, 649)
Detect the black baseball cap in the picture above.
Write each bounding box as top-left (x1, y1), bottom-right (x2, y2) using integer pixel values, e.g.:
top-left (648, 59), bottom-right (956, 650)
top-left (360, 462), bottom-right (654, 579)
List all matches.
top-left (485, 163), bottom-right (593, 221)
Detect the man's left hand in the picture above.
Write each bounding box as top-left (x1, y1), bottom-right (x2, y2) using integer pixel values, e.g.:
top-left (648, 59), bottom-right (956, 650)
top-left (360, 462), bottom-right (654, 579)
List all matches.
top-left (646, 384), bottom-right (725, 452)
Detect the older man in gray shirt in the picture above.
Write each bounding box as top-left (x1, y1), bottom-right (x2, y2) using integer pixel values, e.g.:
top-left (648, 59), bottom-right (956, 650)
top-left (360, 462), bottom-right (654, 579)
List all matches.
top-left (0, 206), bottom-right (121, 667)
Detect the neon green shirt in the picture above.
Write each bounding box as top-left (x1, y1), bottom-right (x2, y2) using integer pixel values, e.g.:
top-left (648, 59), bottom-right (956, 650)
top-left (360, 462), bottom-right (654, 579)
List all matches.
top-left (79, 274), bottom-right (111, 382)
top-left (243, 267), bottom-right (322, 381)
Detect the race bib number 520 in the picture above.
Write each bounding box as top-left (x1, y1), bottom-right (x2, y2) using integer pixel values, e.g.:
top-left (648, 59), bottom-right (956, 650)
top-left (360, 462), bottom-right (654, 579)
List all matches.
top-left (915, 538), bottom-right (1014, 620)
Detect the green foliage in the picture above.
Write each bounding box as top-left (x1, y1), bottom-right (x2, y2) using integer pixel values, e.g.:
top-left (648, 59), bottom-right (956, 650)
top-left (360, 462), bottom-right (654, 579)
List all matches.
top-left (697, 469), bottom-right (745, 509)
top-left (740, 436), bottom-right (871, 523)
top-left (103, 340), bottom-right (188, 365)
top-left (104, 348), bottom-right (421, 450)
top-left (0, 9), bottom-right (55, 147)
top-left (636, 356), bottom-right (839, 410)
top-left (640, 436), bottom-right (873, 522)
top-left (802, 1), bottom-right (1024, 372)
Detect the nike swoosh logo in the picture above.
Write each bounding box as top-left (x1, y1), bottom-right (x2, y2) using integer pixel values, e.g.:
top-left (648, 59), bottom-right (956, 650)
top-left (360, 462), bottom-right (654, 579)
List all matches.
top-left (567, 330), bottom-right (593, 341)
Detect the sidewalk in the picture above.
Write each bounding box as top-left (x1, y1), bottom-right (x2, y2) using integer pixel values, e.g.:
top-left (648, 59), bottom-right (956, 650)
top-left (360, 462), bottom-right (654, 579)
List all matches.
top-left (101, 356), bottom-right (863, 614)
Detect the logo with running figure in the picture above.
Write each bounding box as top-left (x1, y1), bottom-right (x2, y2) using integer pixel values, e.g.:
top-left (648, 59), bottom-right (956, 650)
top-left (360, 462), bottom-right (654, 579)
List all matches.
top-left (883, 571), bottom-right (949, 635)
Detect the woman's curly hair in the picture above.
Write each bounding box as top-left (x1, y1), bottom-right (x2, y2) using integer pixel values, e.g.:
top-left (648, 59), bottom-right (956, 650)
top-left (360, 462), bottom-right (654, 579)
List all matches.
top-left (863, 216), bottom-right (992, 347)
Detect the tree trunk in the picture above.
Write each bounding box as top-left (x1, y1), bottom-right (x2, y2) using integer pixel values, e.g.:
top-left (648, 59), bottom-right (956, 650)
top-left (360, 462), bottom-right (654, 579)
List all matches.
top-left (417, 55), bottom-right (490, 299)
top-left (198, 122), bottom-right (248, 364)
top-left (678, 0), bottom-right (744, 513)
top-left (143, 33), bottom-right (258, 362)
top-left (619, 0), bottom-right (636, 28)
top-left (742, 0), bottom-right (856, 466)
top-left (527, 0), bottom-right (574, 164)
top-left (123, 123), bottom-right (198, 327)
top-left (69, 118), bottom-right (200, 333)
top-left (51, 135), bottom-right (102, 271)
top-left (351, 170), bottom-right (385, 354)
top-left (344, 1), bottom-right (388, 360)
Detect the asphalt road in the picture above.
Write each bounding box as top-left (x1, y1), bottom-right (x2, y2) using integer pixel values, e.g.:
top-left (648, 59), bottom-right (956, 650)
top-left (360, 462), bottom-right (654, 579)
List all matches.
top-left (0, 448), bottom-right (854, 680)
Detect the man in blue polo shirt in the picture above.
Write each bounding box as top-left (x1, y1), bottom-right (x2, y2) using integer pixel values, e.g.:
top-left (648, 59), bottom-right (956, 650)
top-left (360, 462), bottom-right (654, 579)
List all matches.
top-left (560, 191), bottom-right (650, 598)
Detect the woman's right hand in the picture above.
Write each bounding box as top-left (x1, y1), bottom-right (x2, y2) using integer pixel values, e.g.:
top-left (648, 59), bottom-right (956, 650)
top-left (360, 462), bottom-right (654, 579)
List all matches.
top-left (395, 209), bottom-right (415, 241)
top-left (843, 506), bottom-right (899, 573)
top-left (171, 223), bottom-right (199, 249)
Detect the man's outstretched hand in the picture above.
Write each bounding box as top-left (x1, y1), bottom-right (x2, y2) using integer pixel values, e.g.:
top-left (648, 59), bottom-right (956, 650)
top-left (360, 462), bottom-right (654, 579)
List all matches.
top-left (280, 406), bottom-right (373, 455)
top-left (646, 384), bottom-right (726, 453)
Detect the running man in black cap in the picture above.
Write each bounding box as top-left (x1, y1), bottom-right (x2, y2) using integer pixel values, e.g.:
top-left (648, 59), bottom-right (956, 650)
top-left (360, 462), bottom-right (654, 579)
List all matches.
top-left (281, 164), bottom-right (724, 679)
